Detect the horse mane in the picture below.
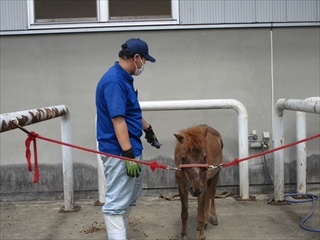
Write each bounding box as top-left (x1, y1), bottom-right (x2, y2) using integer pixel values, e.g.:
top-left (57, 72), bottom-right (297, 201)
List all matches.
top-left (179, 125), bottom-right (205, 152)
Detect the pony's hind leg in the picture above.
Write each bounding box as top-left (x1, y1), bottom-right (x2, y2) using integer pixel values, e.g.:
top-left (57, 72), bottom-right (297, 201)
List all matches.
top-left (209, 174), bottom-right (219, 225)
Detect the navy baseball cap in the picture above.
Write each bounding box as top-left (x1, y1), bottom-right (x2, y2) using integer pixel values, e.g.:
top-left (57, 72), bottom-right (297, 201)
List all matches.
top-left (123, 38), bottom-right (156, 63)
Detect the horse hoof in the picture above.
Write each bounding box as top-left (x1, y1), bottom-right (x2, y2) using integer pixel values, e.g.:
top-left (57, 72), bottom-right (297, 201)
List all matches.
top-left (181, 234), bottom-right (187, 240)
top-left (204, 222), bottom-right (208, 229)
top-left (209, 216), bottom-right (218, 225)
top-left (197, 222), bottom-right (207, 231)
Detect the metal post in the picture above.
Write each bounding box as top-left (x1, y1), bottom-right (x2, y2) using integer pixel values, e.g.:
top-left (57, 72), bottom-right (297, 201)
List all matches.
top-left (95, 115), bottom-right (107, 204)
top-left (296, 97), bottom-right (320, 194)
top-left (97, 155), bottom-right (106, 203)
top-left (0, 105), bottom-right (76, 211)
top-left (237, 109), bottom-right (249, 199)
top-left (274, 98), bottom-right (320, 201)
top-left (60, 112), bottom-right (74, 211)
top-left (296, 111), bottom-right (306, 194)
top-left (274, 101), bottom-right (285, 202)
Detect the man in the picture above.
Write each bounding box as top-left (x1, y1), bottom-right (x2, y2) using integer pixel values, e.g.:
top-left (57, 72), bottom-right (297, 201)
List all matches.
top-left (95, 38), bottom-right (162, 240)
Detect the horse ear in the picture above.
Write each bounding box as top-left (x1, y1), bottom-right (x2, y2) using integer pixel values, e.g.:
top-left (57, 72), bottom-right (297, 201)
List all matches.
top-left (203, 128), bottom-right (209, 137)
top-left (174, 133), bottom-right (184, 142)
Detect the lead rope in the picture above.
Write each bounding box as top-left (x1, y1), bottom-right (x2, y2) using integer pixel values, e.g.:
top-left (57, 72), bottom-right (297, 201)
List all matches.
top-left (221, 133), bottom-right (320, 168)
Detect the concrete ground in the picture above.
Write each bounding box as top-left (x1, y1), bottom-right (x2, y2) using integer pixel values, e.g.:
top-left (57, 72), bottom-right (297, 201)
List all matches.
top-left (0, 193), bottom-right (319, 240)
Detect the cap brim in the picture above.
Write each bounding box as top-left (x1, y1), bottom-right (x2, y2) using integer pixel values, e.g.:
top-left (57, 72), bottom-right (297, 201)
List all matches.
top-left (146, 55), bottom-right (156, 63)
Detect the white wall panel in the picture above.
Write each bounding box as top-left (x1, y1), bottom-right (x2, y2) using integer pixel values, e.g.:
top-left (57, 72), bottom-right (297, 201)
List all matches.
top-left (0, 0), bottom-right (28, 31)
top-left (225, 0), bottom-right (256, 23)
top-left (287, 0), bottom-right (318, 22)
top-left (255, 0), bottom-right (271, 22)
top-left (180, 0), bottom-right (319, 25)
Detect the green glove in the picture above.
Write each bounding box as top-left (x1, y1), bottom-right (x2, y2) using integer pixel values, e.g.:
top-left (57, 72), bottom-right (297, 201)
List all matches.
top-left (125, 160), bottom-right (141, 178)
top-left (123, 148), bottom-right (141, 178)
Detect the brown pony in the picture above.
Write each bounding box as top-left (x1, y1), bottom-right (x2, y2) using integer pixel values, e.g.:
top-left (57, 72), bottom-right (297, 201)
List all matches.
top-left (174, 124), bottom-right (223, 240)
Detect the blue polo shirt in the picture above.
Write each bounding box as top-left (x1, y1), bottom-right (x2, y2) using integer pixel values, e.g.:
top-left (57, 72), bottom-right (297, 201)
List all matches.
top-left (96, 61), bottom-right (143, 156)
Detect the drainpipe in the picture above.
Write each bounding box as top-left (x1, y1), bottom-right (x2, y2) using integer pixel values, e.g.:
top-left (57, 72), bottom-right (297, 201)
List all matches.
top-left (274, 98), bottom-right (320, 201)
top-left (140, 99), bottom-right (250, 199)
top-left (0, 105), bottom-right (75, 211)
top-left (296, 97), bottom-right (320, 194)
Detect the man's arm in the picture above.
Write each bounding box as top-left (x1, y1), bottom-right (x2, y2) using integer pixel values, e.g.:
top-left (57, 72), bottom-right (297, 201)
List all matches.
top-left (111, 116), bottom-right (132, 151)
top-left (142, 117), bottom-right (150, 131)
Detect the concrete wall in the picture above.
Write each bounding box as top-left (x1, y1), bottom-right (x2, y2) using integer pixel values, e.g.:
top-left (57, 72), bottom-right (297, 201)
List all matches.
top-left (0, 27), bottom-right (319, 201)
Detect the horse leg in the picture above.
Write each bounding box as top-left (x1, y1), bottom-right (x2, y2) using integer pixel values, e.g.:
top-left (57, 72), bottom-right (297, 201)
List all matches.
top-left (197, 175), bottom-right (208, 240)
top-left (197, 193), bottom-right (207, 240)
top-left (209, 173), bottom-right (219, 225)
top-left (197, 185), bottom-right (210, 230)
top-left (203, 178), bottom-right (211, 229)
top-left (176, 172), bottom-right (189, 240)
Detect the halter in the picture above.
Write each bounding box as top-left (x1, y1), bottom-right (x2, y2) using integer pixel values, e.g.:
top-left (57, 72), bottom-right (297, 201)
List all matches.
top-left (168, 163), bottom-right (222, 171)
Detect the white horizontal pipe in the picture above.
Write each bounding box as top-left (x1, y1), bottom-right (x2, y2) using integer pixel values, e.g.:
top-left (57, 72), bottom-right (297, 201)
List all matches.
top-left (0, 105), bottom-right (69, 132)
top-left (276, 98), bottom-right (320, 114)
top-left (274, 98), bottom-right (320, 201)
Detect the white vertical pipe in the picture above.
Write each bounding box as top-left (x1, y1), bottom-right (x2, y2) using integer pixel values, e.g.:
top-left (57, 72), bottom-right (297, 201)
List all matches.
top-left (96, 116), bottom-right (106, 203)
top-left (296, 97), bottom-right (320, 194)
top-left (274, 101), bottom-right (285, 202)
top-left (97, 152), bottom-right (106, 203)
top-left (296, 111), bottom-right (306, 194)
top-left (61, 112), bottom-right (74, 210)
top-left (238, 109), bottom-right (249, 199)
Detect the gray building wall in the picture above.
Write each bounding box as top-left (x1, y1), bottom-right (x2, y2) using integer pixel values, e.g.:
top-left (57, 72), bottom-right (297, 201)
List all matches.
top-left (1, 0), bottom-right (319, 31)
top-left (1, 27), bottom-right (319, 201)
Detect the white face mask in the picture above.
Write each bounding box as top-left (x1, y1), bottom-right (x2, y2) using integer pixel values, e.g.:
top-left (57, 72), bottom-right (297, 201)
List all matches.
top-left (133, 56), bottom-right (145, 76)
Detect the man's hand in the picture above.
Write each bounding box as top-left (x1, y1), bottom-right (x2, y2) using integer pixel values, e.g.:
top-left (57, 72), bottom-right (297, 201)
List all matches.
top-left (123, 148), bottom-right (141, 178)
top-left (144, 125), bottom-right (162, 148)
top-left (125, 160), bottom-right (141, 178)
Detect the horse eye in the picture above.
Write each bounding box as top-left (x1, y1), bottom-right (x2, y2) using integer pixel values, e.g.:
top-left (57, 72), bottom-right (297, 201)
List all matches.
top-left (203, 156), bottom-right (207, 163)
top-left (181, 157), bottom-right (186, 164)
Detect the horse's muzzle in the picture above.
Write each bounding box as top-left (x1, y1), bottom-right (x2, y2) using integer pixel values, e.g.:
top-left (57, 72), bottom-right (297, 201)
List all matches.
top-left (189, 186), bottom-right (203, 197)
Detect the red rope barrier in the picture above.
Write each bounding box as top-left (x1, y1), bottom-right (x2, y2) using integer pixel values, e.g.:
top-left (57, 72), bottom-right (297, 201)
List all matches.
top-left (14, 123), bottom-right (320, 183)
top-left (222, 133), bottom-right (320, 168)
top-left (27, 131), bottom-right (169, 174)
